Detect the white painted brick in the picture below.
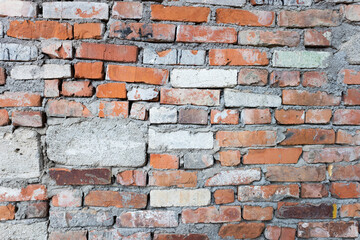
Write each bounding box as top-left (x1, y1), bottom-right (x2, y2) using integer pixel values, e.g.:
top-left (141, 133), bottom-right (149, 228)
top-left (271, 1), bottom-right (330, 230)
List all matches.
top-left (0, 1), bottom-right (37, 17)
top-left (10, 64), bottom-right (71, 80)
top-left (0, 128), bottom-right (41, 179)
top-left (272, 50), bottom-right (331, 68)
top-left (184, 152), bottom-right (214, 169)
top-left (205, 169), bottom-right (261, 186)
top-left (0, 22), bottom-right (3, 38)
top-left (0, 43), bottom-right (37, 61)
top-left (178, 50), bottom-right (206, 65)
top-left (171, 69), bottom-right (237, 88)
top-left (127, 87), bottom-right (159, 101)
top-left (0, 222), bottom-right (47, 240)
top-left (150, 189), bottom-right (211, 207)
top-left (143, 48), bottom-right (177, 65)
top-left (148, 129), bottom-right (213, 150)
top-left (224, 89), bottom-right (282, 107)
top-left (185, 0), bottom-right (246, 6)
top-left (149, 107), bottom-right (177, 124)
top-left (43, 2), bottom-right (108, 19)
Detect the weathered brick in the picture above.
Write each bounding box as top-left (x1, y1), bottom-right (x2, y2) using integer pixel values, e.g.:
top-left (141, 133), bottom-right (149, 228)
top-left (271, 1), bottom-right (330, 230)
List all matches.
top-left (84, 190), bottom-right (147, 208)
top-left (74, 23), bottom-right (103, 39)
top-left (149, 170), bottom-right (197, 187)
top-left (275, 109), bottom-right (305, 125)
top-left (0, 68), bottom-right (5, 85)
top-left (182, 206), bottom-right (241, 223)
top-left (265, 226), bottom-right (296, 240)
top-left (277, 202), bottom-right (334, 219)
top-left (150, 107), bottom-right (177, 124)
top-left (243, 148), bottom-right (302, 164)
top-left (7, 20), bottom-right (72, 40)
top-left (0, 92), bottom-right (41, 107)
top-left (143, 48), bottom-right (177, 65)
top-left (270, 71), bottom-right (300, 87)
top-left (242, 109), bottom-right (271, 124)
top-left (343, 5), bottom-right (360, 21)
top-left (46, 99), bottom-right (92, 117)
top-left (110, 21), bottom-right (176, 42)
top-left (216, 130), bottom-right (277, 147)
top-left (273, 51), bottom-right (331, 68)
top-left (340, 69), bottom-right (360, 85)
top-left (117, 170), bottom-right (146, 186)
top-left (0, 204), bottom-right (15, 220)
top-left (219, 223), bottom-right (265, 239)
top-left (160, 88), bottom-right (220, 106)
top-left (11, 64), bottom-right (71, 80)
top-left (74, 62), bottom-right (103, 79)
top-left (301, 183), bottom-right (328, 198)
top-left (0, 1), bottom-right (36, 17)
top-left (107, 65), bottom-right (168, 85)
top-left (176, 25), bottom-right (237, 43)
top-left (44, 80), bottom-right (60, 97)
top-left (344, 89), bottom-right (360, 105)
top-left (214, 189), bottom-right (235, 204)
top-left (183, 152), bottom-right (214, 169)
top-left (266, 166), bottom-right (326, 182)
top-left (211, 109), bottom-right (239, 125)
top-left (305, 29), bottom-right (331, 47)
top-left (283, 90), bottom-right (340, 106)
top-left (330, 164), bottom-right (360, 181)
top-left (243, 205), bottom-right (273, 220)
top-left (305, 109), bottom-right (332, 124)
top-left (209, 49), bottom-right (269, 66)
top-left (238, 68), bottom-right (268, 86)
top-left (179, 109), bottom-right (208, 125)
top-left (49, 231), bottom-right (87, 240)
top-left (337, 129), bottom-right (360, 145)
top-left (150, 189), bottom-right (211, 207)
top-left (171, 69), bottom-right (237, 87)
top-left (303, 146), bottom-right (360, 163)
top-left (130, 103), bottom-right (147, 120)
top-left (186, 0), bottom-right (246, 6)
top-left (205, 168), bottom-right (261, 186)
top-left (22, 202), bottom-right (49, 219)
top-left (298, 221), bottom-right (358, 238)
top-left (224, 89), bottom-right (281, 107)
top-left (239, 30), bottom-right (300, 47)
top-left (49, 168), bottom-right (111, 185)
top-left (238, 184), bottom-right (299, 202)
top-left (151, 5), bottom-right (210, 22)
top-left (112, 2), bottom-right (143, 19)
top-left (303, 71), bottom-right (328, 87)
top-left (76, 42), bottom-right (138, 62)
top-left (340, 203), bottom-right (360, 217)
top-left (12, 111), bottom-right (44, 127)
top-left (154, 234), bottom-right (208, 240)
top-left (331, 182), bottom-right (360, 198)
top-left (217, 9), bottom-right (275, 26)
top-left (219, 150), bottom-right (241, 166)
top-left (0, 43), bottom-right (37, 61)
top-left (62, 81), bottom-right (93, 97)
top-left (41, 41), bottom-right (72, 59)
top-left (96, 83), bottom-right (126, 99)
top-left (178, 50), bottom-right (206, 65)
top-left (90, 230), bottom-right (150, 240)
top-left (0, 185), bottom-right (46, 202)
top-left (278, 10), bottom-right (340, 27)
top-left (118, 210), bottom-right (178, 228)
top-left (334, 109), bottom-right (360, 125)
top-left (150, 154), bottom-right (179, 169)
top-left (281, 128), bottom-right (335, 145)
top-left (0, 222), bottom-right (47, 239)
top-left (43, 2), bottom-right (108, 19)
top-left (52, 189), bottom-right (82, 207)
top-left (0, 109), bottom-right (9, 126)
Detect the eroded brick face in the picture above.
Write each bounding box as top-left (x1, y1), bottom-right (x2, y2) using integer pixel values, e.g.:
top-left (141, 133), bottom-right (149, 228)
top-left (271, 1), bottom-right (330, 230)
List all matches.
top-left (1, 0), bottom-right (359, 239)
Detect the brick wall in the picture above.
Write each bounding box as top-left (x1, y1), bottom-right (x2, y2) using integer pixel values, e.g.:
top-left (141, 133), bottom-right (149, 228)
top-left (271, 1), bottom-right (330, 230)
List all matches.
top-left (0, 0), bottom-right (360, 239)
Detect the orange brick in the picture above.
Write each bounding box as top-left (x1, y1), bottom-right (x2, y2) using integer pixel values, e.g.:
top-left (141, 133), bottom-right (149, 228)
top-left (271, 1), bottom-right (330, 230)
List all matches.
top-left (303, 71), bottom-right (328, 87)
top-left (98, 101), bottom-right (128, 118)
top-left (12, 111), bottom-right (44, 127)
top-left (74, 23), bottom-right (103, 39)
top-left (0, 185), bottom-right (47, 202)
top-left (265, 226), bottom-right (296, 240)
top-left (211, 109), bottom-right (239, 125)
top-left (214, 189), bottom-right (235, 204)
top-left (217, 9), bottom-right (275, 27)
top-left (176, 25), bottom-right (237, 44)
top-left (0, 109), bottom-right (9, 126)
top-left (330, 182), bottom-right (360, 198)
top-left (149, 154), bottom-right (179, 169)
top-left (182, 206), bottom-right (241, 223)
top-left (270, 71), bottom-right (300, 87)
top-left (46, 99), bottom-right (92, 117)
top-left (305, 109), bottom-right (332, 124)
top-left (278, 10), bottom-right (340, 27)
top-left (149, 170), bottom-right (197, 187)
top-left (209, 49), bottom-right (269, 66)
top-left (282, 90), bottom-right (341, 106)
top-left (0, 204), bottom-right (15, 220)
top-left (340, 69), bottom-right (360, 85)
top-left (304, 29), bottom-right (331, 47)
top-left (266, 166), bottom-right (326, 182)
top-left (96, 83), bottom-right (127, 99)
top-left (336, 129), bottom-right (360, 145)
top-left (334, 109), bottom-right (360, 125)
top-left (62, 81), bottom-right (93, 97)
top-left (344, 89), bottom-right (360, 105)
top-left (151, 5), bottom-right (210, 23)
top-left (280, 128), bottom-right (335, 145)
top-left (85, 190), bottom-right (147, 208)
top-left (275, 109), bottom-right (305, 125)
top-left (242, 109), bottom-right (271, 125)
top-left (117, 170), bottom-right (147, 186)
top-left (238, 68), bottom-right (268, 86)
top-left (239, 30), bottom-right (300, 47)
top-left (219, 150), bottom-right (241, 166)
top-left (0, 67), bottom-right (6, 85)
top-left (74, 62), bottom-right (103, 80)
top-left (243, 205), bottom-right (273, 220)
top-left (0, 92), bottom-right (41, 107)
top-left (216, 130), bottom-right (277, 147)
top-left (112, 2), bottom-right (143, 19)
top-left (243, 148), bottom-right (302, 164)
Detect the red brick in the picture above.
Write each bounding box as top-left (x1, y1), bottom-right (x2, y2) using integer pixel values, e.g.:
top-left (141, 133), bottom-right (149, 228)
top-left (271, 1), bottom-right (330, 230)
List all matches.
top-left (85, 190), bottom-right (147, 208)
top-left (118, 211), bottom-right (178, 228)
top-left (49, 231), bottom-right (87, 240)
top-left (303, 71), bottom-right (328, 87)
top-left (270, 71), bottom-right (300, 87)
top-left (216, 9), bottom-right (275, 27)
top-left (344, 89), bottom-right (360, 105)
top-left (209, 49), bottom-right (269, 66)
top-left (330, 164), bottom-right (360, 181)
top-left (154, 234), bottom-right (209, 240)
top-left (303, 146), bottom-right (360, 163)
top-left (46, 99), bottom-right (92, 117)
top-left (275, 109), bottom-right (304, 125)
top-left (205, 168), bottom-right (261, 186)
top-left (214, 189), bottom-right (235, 204)
top-left (0, 92), bottom-right (41, 107)
top-left (0, 185), bottom-right (47, 202)
top-left (179, 108), bottom-right (207, 125)
top-left (176, 25), bottom-right (237, 44)
top-left (219, 150), bottom-right (241, 166)
top-left (7, 20), bottom-right (72, 39)
top-left (117, 170), bottom-right (146, 186)
top-left (62, 81), bottom-right (93, 97)
top-left (12, 111), bottom-right (43, 127)
top-left (243, 205), bottom-right (273, 220)
top-left (219, 223), bottom-right (265, 239)
top-left (160, 88), bottom-right (220, 106)
top-left (266, 166), bottom-right (326, 182)
top-left (243, 148), bottom-right (302, 165)
top-left (238, 184), bottom-right (300, 202)
top-left (298, 221), bottom-right (358, 238)
top-left (330, 182), bottom-right (360, 198)
top-left (0, 67), bottom-right (6, 85)
top-left (334, 109), bottom-right (360, 125)
top-left (276, 202), bottom-right (334, 219)
top-left (0, 109), bottom-right (9, 126)
top-left (151, 5), bottom-right (210, 23)
top-left (44, 79), bottom-right (60, 97)
top-left (112, 2), bottom-right (143, 19)
top-left (107, 65), bottom-right (168, 85)
top-left (278, 10), bottom-right (340, 27)
top-left (282, 90), bottom-right (341, 106)
top-left (182, 206), bottom-right (241, 223)
top-left (76, 42), bottom-right (138, 62)
top-left (242, 109), bottom-right (271, 124)
top-left (110, 21), bottom-right (175, 42)
top-left (98, 101), bottom-right (128, 118)
top-left (149, 170), bottom-right (197, 188)
top-left (304, 29), bottom-right (331, 47)
top-left (340, 69), bottom-right (360, 85)
top-left (238, 68), bottom-right (268, 86)
top-left (150, 154), bottom-right (179, 169)
top-left (49, 168), bottom-right (111, 185)
top-left (96, 83), bottom-right (127, 99)
top-left (0, 204), bottom-right (15, 220)
top-left (216, 130), bottom-right (277, 147)
top-left (336, 129), bottom-right (360, 145)
top-left (301, 183), bottom-right (328, 198)
top-left (52, 189), bottom-right (82, 207)
top-left (238, 30), bottom-right (300, 47)
top-left (340, 203), bottom-right (360, 217)
top-left (24, 202), bottom-right (48, 219)
top-left (265, 226), bottom-right (296, 240)
top-left (305, 109), bottom-right (332, 124)
top-left (74, 62), bottom-right (103, 80)
top-left (211, 109), bottom-right (239, 125)
top-left (280, 128), bottom-right (335, 145)
top-left (74, 23), bottom-right (103, 39)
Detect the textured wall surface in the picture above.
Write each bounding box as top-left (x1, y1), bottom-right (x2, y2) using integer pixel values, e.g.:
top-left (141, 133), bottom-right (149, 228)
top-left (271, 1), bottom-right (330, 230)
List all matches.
top-left (0, 0), bottom-right (360, 239)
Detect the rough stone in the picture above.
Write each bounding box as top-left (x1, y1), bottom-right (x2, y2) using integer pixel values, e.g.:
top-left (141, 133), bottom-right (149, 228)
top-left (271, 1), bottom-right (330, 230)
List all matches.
top-left (0, 222), bottom-right (47, 240)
